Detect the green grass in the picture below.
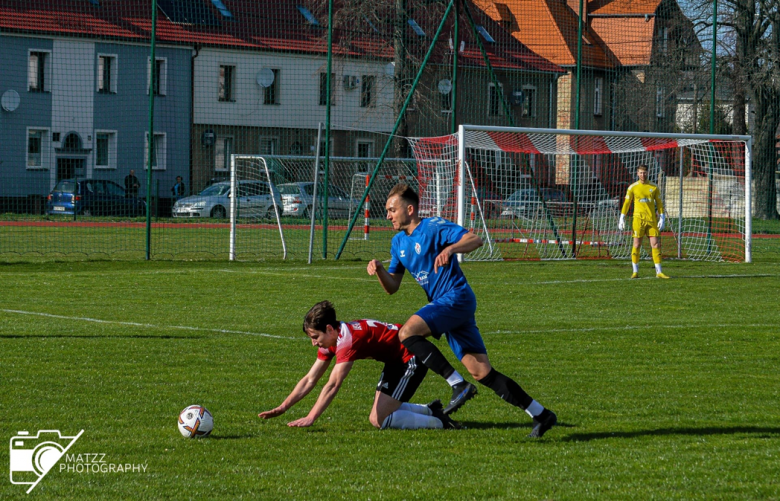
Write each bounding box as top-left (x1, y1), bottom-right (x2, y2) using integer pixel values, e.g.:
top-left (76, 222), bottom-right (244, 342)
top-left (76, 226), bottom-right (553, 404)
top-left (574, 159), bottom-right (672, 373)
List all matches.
top-left (1, 259), bottom-right (780, 499)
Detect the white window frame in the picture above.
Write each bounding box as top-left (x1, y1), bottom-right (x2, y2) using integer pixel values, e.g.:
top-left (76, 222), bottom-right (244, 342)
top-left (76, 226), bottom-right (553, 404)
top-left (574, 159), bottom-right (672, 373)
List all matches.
top-left (662, 27), bottom-right (669, 55)
top-left (94, 130), bottom-right (118, 170)
top-left (144, 131), bottom-right (167, 170)
top-left (259, 136), bottom-right (279, 156)
top-left (522, 85), bottom-right (537, 118)
top-left (656, 87), bottom-right (665, 118)
top-left (355, 139), bottom-right (374, 158)
top-left (488, 82), bottom-right (505, 117)
top-left (215, 136), bottom-right (234, 172)
top-left (218, 64), bottom-right (236, 102)
top-left (147, 57), bottom-right (168, 96)
top-left (360, 75), bottom-right (376, 108)
top-left (28, 49), bottom-right (52, 93)
top-left (594, 77), bottom-right (603, 116)
top-left (97, 53), bottom-right (118, 94)
top-left (263, 69), bottom-right (280, 105)
top-left (26, 127), bottom-right (51, 170)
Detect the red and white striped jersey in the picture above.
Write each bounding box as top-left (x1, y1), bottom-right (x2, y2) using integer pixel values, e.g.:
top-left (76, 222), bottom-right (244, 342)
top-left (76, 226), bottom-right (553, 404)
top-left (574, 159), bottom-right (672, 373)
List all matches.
top-left (317, 319), bottom-right (411, 364)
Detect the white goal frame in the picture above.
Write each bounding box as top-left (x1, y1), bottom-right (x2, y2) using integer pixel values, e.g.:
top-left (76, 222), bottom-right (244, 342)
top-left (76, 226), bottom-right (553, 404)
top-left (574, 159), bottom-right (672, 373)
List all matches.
top-left (229, 154), bottom-right (287, 261)
top-left (455, 125), bottom-right (753, 262)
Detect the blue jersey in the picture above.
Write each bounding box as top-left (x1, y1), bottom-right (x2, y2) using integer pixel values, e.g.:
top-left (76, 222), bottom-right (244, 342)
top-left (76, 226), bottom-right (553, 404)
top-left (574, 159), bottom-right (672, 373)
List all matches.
top-left (387, 217), bottom-right (471, 301)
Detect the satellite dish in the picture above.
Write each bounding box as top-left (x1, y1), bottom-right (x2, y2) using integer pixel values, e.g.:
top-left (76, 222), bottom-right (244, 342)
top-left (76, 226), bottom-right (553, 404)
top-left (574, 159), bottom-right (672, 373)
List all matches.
top-left (256, 68), bottom-right (275, 88)
top-left (437, 79), bottom-right (452, 95)
top-left (1, 90), bottom-right (20, 112)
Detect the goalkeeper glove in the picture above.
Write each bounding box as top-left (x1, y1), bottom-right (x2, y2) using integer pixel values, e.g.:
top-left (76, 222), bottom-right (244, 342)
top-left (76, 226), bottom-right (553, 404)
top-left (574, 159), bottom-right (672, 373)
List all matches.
top-left (657, 214), bottom-right (665, 231)
top-left (618, 214), bottom-right (626, 231)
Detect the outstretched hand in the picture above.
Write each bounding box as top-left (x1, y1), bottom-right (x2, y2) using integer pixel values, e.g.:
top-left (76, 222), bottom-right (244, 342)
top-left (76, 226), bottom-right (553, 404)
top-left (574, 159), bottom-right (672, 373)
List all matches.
top-left (258, 407), bottom-right (285, 419)
top-left (287, 416), bottom-right (316, 427)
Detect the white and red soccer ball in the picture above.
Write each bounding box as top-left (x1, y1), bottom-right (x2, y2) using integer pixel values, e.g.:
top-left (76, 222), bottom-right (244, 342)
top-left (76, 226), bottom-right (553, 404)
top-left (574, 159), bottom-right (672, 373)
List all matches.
top-left (178, 405), bottom-right (213, 438)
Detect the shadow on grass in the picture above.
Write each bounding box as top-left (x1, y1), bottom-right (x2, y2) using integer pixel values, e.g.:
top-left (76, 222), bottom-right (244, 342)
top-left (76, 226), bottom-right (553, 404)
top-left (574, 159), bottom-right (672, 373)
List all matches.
top-left (208, 434), bottom-right (257, 440)
top-left (459, 421), bottom-right (576, 430)
top-left (563, 426), bottom-right (780, 442)
top-left (0, 334), bottom-right (205, 339)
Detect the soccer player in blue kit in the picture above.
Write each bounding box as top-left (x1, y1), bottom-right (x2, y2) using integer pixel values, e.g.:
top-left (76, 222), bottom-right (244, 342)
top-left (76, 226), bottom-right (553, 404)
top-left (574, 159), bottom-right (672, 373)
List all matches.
top-left (367, 184), bottom-right (557, 437)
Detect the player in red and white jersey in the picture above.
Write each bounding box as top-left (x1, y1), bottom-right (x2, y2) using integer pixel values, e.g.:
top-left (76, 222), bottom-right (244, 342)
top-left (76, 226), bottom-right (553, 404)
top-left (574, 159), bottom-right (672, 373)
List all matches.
top-left (259, 301), bottom-right (458, 430)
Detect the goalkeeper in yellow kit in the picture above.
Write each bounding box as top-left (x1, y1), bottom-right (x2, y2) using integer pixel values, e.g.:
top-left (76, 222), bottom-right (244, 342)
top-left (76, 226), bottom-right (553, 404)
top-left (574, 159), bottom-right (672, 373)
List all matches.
top-left (618, 164), bottom-right (670, 279)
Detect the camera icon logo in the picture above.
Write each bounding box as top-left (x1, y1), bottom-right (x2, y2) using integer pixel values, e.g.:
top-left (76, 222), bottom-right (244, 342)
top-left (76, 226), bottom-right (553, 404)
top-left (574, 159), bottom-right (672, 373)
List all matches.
top-left (9, 429), bottom-right (84, 493)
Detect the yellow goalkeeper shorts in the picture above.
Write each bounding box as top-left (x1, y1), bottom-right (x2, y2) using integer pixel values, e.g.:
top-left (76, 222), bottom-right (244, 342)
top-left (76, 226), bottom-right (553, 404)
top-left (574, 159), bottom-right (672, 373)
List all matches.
top-left (632, 218), bottom-right (660, 238)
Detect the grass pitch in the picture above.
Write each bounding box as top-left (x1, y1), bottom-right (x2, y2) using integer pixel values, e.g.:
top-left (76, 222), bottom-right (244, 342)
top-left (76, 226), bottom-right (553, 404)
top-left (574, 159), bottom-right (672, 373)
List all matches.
top-left (1, 259), bottom-right (779, 499)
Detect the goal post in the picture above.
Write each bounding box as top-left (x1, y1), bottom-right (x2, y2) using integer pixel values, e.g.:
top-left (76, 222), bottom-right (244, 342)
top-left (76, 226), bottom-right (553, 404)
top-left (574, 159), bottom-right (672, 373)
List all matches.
top-left (229, 154), bottom-right (287, 261)
top-left (406, 125), bottom-right (752, 262)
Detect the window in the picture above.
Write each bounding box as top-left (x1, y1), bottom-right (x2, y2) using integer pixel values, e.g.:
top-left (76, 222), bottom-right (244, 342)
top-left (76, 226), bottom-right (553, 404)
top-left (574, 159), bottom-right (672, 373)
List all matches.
top-left (319, 72), bottom-right (335, 106)
top-left (408, 19), bottom-right (425, 37)
top-left (656, 87), bottom-right (665, 117)
top-left (145, 132), bottom-right (167, 170)
top-left (263, 69), bottom-right (280, 105)
top-left (148, 57), bottom-right (167, 96)
top-left (219, 65), bottom-right (235, 102)
top-left (297, 5), bottom-right (320, 26)
top-left (98, 55), bottom-right (117, 94)
top-left (28, 51), bottom-right (50, 92)
top-left (289, 142), bottom-right (303, 155)
top-left (476, 26), bottom-right (495, 43)
top-left (27, 129), bottom-right (50, 169)
top-left (661, 27), bottom-right (669, 55)
top-left (594, 77), bottom-right (603, 116)
top-left (214, 136), bottom-right (233, 172)
top-left (522, 85), bottom-right (536, 117)
top-left (95, 131), bottom-right (117, 169)
top-left (441, 89), bottom-right (452, 113)
top-left (356, 140), bottom-right (374, 158)
top-left (259, 136), bottom-right (278, 155)
top-left (488, 82), bottom-right (504, 116)
top-left (360, 75), bottom-right (375, 108)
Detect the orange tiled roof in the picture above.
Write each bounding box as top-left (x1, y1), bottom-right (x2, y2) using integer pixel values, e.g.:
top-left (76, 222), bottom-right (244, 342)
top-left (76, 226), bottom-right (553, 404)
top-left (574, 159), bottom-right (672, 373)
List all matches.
top-left (590, 17), bottom-right (654, 66)
top-left (589, 0), bottom-right (663, 16)
top-left (474, 0), bottom-right (616, 69)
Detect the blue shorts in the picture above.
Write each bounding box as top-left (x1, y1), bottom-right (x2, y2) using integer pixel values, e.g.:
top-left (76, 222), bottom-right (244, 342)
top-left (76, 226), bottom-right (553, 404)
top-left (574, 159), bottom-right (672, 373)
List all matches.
top-left (415, 286), bottom-right (488, 361)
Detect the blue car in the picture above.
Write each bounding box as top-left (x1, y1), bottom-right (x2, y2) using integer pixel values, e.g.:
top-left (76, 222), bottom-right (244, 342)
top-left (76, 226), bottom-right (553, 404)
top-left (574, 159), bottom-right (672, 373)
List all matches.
top-left (46, 179), bottom-right (146, 217)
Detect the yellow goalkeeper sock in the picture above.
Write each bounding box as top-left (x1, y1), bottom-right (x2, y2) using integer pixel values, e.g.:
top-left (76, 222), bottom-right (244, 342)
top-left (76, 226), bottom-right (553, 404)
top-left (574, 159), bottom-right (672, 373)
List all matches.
top-left (652, 248), bottom-right (662, 274)
top-left (631, 247), bottom-right (640, 273)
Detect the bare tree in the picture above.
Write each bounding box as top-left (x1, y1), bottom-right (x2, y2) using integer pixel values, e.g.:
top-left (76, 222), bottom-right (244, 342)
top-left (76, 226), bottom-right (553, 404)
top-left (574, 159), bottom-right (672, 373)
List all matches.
top-left (687, 0), bottom-right (779, 219)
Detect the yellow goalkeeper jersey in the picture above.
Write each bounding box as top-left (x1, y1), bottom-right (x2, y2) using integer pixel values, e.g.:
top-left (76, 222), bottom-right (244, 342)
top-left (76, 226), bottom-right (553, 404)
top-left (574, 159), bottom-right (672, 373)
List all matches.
top-left (621, 181), bottom-right (664, 223)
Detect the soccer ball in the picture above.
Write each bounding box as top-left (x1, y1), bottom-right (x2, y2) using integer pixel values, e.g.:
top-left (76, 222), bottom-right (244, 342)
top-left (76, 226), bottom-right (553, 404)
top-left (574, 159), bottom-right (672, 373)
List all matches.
top-left (178, 405), bottom-right (213, 438)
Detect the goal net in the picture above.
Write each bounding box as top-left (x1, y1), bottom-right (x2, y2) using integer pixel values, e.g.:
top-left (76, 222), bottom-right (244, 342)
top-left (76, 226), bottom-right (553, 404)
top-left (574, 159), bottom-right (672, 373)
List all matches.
top-left (407, 126), bottom-right (752, 262)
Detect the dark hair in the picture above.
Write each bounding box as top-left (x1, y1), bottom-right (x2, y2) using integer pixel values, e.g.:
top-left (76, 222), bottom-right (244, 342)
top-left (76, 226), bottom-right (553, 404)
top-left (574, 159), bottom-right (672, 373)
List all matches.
top-left (388, 183), bottom-right (419, 208)
top-left (303, 300), bottom-right (339, 333)
top-left (637, 164), bottom-right (648, 172)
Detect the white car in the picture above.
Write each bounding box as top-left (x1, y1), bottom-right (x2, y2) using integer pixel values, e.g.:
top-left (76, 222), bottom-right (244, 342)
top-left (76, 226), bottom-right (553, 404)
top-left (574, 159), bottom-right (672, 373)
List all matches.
top-left (277, 182), bottom-right (358, 219)
top-left (172, 180), bottom-right (282, 219)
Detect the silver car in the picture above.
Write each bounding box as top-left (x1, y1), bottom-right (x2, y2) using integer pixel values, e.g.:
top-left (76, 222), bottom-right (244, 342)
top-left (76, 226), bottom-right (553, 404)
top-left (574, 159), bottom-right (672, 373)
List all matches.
top-left (278, 182), bottom-right (358, 219)
top-left (172, 180), bottom-right (282, 219)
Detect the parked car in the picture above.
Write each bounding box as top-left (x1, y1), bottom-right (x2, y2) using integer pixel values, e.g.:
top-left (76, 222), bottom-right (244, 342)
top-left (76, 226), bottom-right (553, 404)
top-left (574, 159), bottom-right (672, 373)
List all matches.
top-left (277, 182), bottom-right (358, 219)
top-left (471, 186), bottom-right (503, 219)
top-left (46, 178), bottom-right (146, 216)
top-left (500, 188), bottom-right (568, 218)
top-left (172, 180), bottom-right (282, 219)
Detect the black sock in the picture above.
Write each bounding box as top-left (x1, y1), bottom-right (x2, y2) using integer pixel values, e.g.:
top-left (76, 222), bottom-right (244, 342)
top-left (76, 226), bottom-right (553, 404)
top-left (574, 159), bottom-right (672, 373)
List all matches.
top-left (477, 368), bottom-right (533, 410)
top-left (401, 336), bottom-right (455, 379)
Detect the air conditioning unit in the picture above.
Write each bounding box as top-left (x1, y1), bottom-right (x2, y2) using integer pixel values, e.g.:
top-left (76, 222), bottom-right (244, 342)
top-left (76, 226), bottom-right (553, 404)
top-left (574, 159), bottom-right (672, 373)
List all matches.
top-left (343, 75), bottom-right (359, 90)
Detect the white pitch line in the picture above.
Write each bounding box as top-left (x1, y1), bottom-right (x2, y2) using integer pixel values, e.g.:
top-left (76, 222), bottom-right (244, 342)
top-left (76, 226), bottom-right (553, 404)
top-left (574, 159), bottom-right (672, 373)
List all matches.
top-left (484, 323), bottom-right (779, 335)
top-left (0, 309), bottom-right (299, 340)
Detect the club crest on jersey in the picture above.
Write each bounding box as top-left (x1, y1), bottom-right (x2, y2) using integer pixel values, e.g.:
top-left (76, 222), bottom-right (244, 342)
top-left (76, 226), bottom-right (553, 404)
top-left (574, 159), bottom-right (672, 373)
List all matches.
top-left (349, 322), bottom-right (362, 330)
top-left (413, 271), bottom-right (429, 285)
top-left (414, 243), bottom-right (421, 254)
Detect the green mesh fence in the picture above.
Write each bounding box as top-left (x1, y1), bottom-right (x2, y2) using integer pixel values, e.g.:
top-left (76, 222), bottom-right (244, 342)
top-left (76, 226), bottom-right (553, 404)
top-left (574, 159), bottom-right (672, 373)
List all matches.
top-left (0, 0), bottom-right (777, 262)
